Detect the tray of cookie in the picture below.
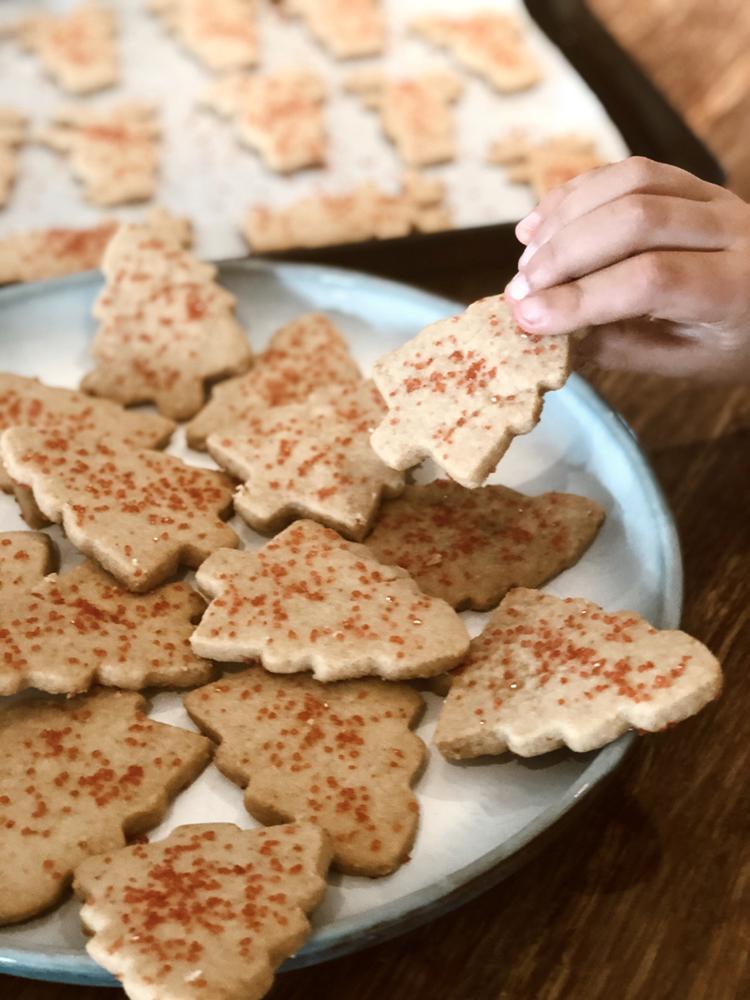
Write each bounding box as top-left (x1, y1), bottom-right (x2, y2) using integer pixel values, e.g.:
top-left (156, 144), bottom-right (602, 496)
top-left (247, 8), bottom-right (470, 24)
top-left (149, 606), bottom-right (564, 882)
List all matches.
top-left (0, 0), bottom-right (720, 286)
top-left (0, 218), bottom-right (722, 994)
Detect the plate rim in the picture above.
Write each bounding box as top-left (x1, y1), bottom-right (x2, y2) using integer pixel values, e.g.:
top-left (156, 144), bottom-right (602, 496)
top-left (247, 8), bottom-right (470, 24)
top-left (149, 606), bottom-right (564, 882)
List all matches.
top-left (0, 259), bottom-right (683, 986)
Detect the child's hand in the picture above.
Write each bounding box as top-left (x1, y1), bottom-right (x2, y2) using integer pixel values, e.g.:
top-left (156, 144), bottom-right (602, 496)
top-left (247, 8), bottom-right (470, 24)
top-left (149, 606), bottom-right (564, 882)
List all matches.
top-left (505, 157), bottom-right (750, 381)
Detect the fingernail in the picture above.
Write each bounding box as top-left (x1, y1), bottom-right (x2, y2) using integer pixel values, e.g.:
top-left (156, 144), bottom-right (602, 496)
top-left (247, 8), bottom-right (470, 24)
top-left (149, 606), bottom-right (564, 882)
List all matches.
top-left (518, 242), bottom-right (537, 268)
top-left (516, 210), bottom-right (540, 239)
top-left (518, 296), bottom-right (547, 327)
top-left (507, 273), bottom-right (529, 300)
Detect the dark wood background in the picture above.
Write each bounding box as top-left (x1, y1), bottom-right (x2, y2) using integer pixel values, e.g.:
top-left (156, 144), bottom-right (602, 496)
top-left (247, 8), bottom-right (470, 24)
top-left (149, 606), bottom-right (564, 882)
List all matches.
top-left (10, 1), bottom-right (750, 998)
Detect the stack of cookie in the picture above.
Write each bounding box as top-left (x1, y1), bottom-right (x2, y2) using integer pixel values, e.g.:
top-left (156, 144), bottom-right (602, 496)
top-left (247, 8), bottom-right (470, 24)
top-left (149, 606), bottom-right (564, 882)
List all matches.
top-left (0, 215), bottom-right (721, 999)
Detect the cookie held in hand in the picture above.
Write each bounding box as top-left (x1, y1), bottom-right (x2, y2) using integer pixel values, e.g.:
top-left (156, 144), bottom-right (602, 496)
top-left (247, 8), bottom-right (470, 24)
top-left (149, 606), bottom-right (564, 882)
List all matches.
top-left (186, 669), bottom-right (425, 876)
top-left (191, 519), bottom-right (470, 681)
top-left (435, 588), bottom-right (722, 759)
top-left (370, 295), bottom-right (571, 489)
top-left (0, 690), bottom-right (211, 925)
top-left (74, 822), bottom-right (332, 1000)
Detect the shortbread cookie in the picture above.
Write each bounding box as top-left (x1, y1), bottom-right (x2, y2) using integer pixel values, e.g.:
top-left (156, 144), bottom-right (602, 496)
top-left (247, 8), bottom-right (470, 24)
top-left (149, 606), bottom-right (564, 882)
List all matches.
top-left (1, 429), bottom-right (238, 592)
top-left (285, 0), bottom-right (385, 59)
top-left (0, 562), bottom-right (212, 696)
top-left (186, 669), bottom-right (425, 876)
top-left (0, 373), bottom-right (174, 527)
top-left (0, 207), bottom-right (191, 287)
top-left (346, 70), bottom-right (462, 167)
top-left (412, 12), bottom-right (541, 93)
top-left (371, 295), bottom-right (570, 489)
top-left (192, 519), bottom-right (470, 681)
top-left (244, 176), bottom-right (450, 252)
top-left (13, 3), bottom-right (118, 94)
top-left (207, 381), bottom-right (403, 541)
top-left (82, 219), bottom-right (252, 420)
top-left (205, 70), bottom-right (326, 173)
top-left (39, 103), bottom-right (160, 206)
top-left (0, 108), bottom-right (26, 208)
top-left (489, 133), bottom-right (604, 198)
top-left (435, 588), bottom-right (723, 759)
top-left (187, 313), bottom-right (361, 450)
top-left (366, 481), bottom-right (605, 610)
top-left (150, 0), bottom-right (259, 72)
top-left (0, 531), bottom-right (56, 597)
top-left (0, 690), bottom-right (211, 925)
top-left (74, 822), bottom-right (331, 1000)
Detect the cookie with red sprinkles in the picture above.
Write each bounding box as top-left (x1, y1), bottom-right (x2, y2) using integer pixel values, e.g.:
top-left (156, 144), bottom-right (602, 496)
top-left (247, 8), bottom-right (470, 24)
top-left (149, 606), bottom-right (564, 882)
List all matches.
top-left (0, 429), bottom-right (238, 592)
top-left (11, 3), bottom-right (119, 95)
top-left (365, 481), bottom-right (605, 610)
top-left (191, 519), bottom-right (470, 681)
top-left (0, 690), bottom-right (211, 926)
top-left (0, 561), bottom-right (213, 696)
top-left (0, 531), bottom-right (56, 598)
top-left (285, 0), bottom-right (385, 59)
top-left (74, 821), bottom-right (332, 1000)
top-left (0, 372), bottom-right (174, 527)
top-left (186, 313), bottom-right (361, 450)
top-left (81, 218), bottom-right (252, 419)
top-left (205, 69), bottom-right (327, 173)
top-left (370, 294), bottom-right (571, 489)
top-left (206, 380), bottom-right (404, 541)
top-left (185, 669), bottom-right (425, 876)
top-left (150, 0), bottom-right (259, 73)
top-left (435, 588), bottom-right (722, 759)
top-left (411, 12), bottom-right (541, 93)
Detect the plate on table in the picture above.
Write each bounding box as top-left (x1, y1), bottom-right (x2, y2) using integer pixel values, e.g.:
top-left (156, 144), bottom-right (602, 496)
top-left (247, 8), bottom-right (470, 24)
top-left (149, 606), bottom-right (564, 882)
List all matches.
top-left (0, 261), bottom-right (681, 987)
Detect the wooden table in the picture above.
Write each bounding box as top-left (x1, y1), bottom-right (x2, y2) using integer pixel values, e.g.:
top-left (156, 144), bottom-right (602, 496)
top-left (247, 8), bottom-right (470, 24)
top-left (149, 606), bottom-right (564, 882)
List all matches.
top-left (10, 2), bottom-right (750, 998)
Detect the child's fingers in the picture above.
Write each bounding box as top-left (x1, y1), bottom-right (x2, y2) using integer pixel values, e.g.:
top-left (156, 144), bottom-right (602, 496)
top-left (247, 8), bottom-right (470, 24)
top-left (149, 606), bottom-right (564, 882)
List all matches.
top-left (507, 250), bottom-right (733, 335)
top-left (511, 195), bottom-right (730, 296)
top-left (579, 322), bottom-right (735, 380)
top-left (516, 157), bottom-right (727, 248)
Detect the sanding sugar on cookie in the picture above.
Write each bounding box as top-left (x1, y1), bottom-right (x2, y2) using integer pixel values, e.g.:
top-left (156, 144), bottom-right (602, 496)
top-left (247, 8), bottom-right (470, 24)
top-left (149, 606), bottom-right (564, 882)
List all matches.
top-left (38, 103), bottom-right (160, 206)
top-left (488, 133), bottom-right (605, 199)
top-left (204, 69), bottom-right (326, 173)
top-left (412, 12), bottom-right (541, 93)
top-left (186, 670), bottom-right (425, 876)
top-left (0, 561), bottom-right (213, 696)
top-left (0, 206), bottom-right (192, 287)
top-left (346, 69), bottom-right (462, 167)
top-left (0, 107), bottom-right (26, 209)
top-left (435, 588), bottom-right (723, 760)
top-left (186, 313), bottom-right (361, 450)
top-left (284, 0), bottom-right (385, 59)
top-left (0, 690), bottom-right (211, 926)
top-left (0, 429), bottom-right (238, 592)
top-left (150, 0), bottom-right (259, 72)
top-left (0, 372), bottom-right (174, 527)
top-left (244, 176), bottom-right (450, 252)
top-left (191, 519), bottom-right (470, 682)
top-left (74, 822), bottom-right (332, 1000)
top-left (12, 2), bottom-right (119, 94)
top-left (81, 218), bottom-right (252, 420)
top-left (370, 294), bottom-right (571, 489)
top-left (207, 380), bottom-right (404, 541)
top-left (365, 481), bottom-right (605, 611)
top-left (0, 531), bottom-right (57, 597)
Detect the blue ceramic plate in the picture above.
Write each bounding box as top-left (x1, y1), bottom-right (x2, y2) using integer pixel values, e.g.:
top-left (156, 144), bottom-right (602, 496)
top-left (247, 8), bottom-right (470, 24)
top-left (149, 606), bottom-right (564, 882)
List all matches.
top-left (0, 261), bottom-right (681, 986)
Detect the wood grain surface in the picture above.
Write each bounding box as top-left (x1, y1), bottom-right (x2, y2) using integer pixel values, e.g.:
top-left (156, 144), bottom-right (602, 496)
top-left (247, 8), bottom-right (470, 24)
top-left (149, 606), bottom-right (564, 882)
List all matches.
top-left (7, 2), bottom-right (750, 999)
